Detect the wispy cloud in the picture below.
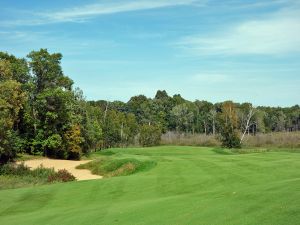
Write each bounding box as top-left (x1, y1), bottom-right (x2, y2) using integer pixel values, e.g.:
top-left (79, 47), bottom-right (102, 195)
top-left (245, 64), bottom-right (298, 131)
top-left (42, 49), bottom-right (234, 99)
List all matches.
top-left (46, 0), bottom-right (201, 21)
top-left (176, 7), bottom-right (300, 56)
top-left (0, 0), bottom-right (203, 26)
top-left (192, 73), bottom-right (230, 83)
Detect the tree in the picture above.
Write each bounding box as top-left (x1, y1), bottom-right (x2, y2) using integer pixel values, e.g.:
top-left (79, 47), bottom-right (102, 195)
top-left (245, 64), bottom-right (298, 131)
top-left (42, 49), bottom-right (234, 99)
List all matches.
top-left (139, 124), bottom-right (162, 146)
top-left (27, 49), bottom-right (73, 92)
top-left (218, 101), bottom-right (241, 148)
top-left (194, 100), bottom-right (214, 135)
top-left (127, 95), bottom-right (149, 123)
top-left (0, 60), bottom-right (27, 163)
top-left (171, 103), bottom-right (194, 132)
top-left (27, 49), bottom-right (81, 159)
top-left (64, 124), bottom-right (83, 159)
top-left (239, 103), bottom-right (256, 144)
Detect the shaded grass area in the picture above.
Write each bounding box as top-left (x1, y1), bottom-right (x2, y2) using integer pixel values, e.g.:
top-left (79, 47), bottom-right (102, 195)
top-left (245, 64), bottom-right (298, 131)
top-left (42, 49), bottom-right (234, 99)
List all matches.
top-left (16, 153), bottom-right (44, 162)
top-left (0, 146), bottom-right (299, 225)
top-left (77, 157), bottom-right (156, 178)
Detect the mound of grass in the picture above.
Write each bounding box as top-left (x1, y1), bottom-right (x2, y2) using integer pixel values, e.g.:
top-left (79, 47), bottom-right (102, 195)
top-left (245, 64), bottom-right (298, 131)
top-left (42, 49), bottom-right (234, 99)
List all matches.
top-left (95, 150), bottom-right (116, 156)
top-left (77, 157), bottom-right (156, 177)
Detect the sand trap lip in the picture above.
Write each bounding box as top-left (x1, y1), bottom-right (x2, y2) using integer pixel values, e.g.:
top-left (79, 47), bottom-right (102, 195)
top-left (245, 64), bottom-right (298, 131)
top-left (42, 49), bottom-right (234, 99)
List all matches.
top-left (20, 159), bottom-right (102, 181)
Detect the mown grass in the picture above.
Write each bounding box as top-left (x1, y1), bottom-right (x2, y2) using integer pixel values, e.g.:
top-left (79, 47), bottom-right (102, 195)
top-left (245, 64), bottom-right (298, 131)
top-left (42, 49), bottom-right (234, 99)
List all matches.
top-left (77, 157), bottom-right (156, 177)
top-left (0, 146), bottom-right (299, 225)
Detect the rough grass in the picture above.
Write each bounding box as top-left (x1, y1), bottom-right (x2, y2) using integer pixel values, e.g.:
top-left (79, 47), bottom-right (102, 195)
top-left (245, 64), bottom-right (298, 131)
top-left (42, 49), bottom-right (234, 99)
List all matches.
top-left (0, 163), bottom-right (75, 190)
top-left (77, 157), bottom-right (156, 177)
top-left (16, 153), bottom-right (44, 162)
top-left (161, 131), bottom-right (300, 148)
top-left (243, 132), bottom-right (300, 148)
top-left (161, 132), bottom-right (220, 147)
top-left (0, 163), bottom-right (55, 190)
top-left (0, 146), bottom-right (299, 225)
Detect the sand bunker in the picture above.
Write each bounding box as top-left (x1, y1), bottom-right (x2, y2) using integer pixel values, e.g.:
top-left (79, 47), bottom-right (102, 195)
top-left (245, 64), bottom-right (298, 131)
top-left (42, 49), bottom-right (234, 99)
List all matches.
top-left (21, 159), bottom-right (102, 181)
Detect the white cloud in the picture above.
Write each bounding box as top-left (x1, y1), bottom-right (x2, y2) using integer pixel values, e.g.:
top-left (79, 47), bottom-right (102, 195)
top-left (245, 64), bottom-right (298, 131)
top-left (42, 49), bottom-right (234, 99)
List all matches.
top-left (192, 73), bottom-right (230, 83)
top-left (176, 7), bottom-right (300, 55)
top-left (46, 0), bottom-right (202, 22)
top-left (0, 0), bottom-right (204, 26)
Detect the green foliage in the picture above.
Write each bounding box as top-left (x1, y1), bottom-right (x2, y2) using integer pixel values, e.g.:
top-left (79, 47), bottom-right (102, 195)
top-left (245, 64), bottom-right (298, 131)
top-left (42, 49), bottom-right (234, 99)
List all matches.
top-left (218, 101), bottom-right (241, 148)
top-left (0, 60), bottom-right (27, 163)
top-left (43, 134), bottom-right (64, 158)
top-left (26, 49), bottom-right (83, 159)
top-left (77, 157), bottom-right (156, 177)
top-left (170, 103), bottom-right (194, 132)
top-left (139, 124), bottom-right (162, 146)
top-left (64, 124), bottom-right (83, 159)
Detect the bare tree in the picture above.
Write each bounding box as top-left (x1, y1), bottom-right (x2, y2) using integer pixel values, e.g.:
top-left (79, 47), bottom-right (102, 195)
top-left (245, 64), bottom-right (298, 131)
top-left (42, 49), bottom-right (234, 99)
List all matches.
top-left (103, 101), bottom-right (109, 122)
top-left (240, 106), bottom-right (256, 144)
top-left (210, 109), bottom-right (217, 136)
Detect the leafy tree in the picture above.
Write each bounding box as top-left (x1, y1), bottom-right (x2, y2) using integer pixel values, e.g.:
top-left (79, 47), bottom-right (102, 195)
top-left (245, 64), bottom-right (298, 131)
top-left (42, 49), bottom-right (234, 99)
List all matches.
top-left (171, 103), bottom-right (194, 132)
top-left (218, 101), bottom-right (241, 148)
top-left (64, 124), bottom-right (83, 159)
top-left (139, 124), bottom-right (162, 147)
top-left (27, 49), bottom-right (80, 159)
top-left (0, 60), bottom-right (27, 163)
top-left (27, 49), bottom-right (73, 92)
top-left (0, 52), bottom-right (30, 84)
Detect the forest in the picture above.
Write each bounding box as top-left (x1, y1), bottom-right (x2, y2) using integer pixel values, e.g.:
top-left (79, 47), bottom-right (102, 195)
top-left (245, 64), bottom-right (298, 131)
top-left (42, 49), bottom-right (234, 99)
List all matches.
top-left (1, 49), bottom-right (299, 163)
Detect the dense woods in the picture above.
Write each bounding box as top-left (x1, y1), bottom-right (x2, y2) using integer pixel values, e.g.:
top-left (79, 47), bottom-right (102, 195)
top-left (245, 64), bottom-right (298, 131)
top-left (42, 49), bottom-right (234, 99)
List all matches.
top-left (1, 49), bottom-right (299, 163)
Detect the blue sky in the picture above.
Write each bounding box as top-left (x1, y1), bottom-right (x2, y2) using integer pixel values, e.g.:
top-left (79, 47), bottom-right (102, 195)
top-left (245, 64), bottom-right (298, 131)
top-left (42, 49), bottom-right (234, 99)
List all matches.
top-left (0, 0), bottom-right (299, 106)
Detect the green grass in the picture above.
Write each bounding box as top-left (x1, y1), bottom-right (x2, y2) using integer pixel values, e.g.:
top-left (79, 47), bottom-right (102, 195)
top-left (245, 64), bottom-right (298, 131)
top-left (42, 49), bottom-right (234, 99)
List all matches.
top-left (0, 146), bottom-right (299, 225)
top-left (77, 157), bottom-right (156, 177)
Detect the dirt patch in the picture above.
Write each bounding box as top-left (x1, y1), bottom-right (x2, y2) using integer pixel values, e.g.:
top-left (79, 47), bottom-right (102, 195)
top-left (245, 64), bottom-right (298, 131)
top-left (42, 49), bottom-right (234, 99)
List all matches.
top-left (20, 159), bottom-right (103, 181)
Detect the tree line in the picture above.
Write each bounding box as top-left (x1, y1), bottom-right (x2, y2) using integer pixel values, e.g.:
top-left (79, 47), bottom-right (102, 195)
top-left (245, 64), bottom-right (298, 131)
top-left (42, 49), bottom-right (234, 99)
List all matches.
top-left (1, 49), bottom-right (299, 163)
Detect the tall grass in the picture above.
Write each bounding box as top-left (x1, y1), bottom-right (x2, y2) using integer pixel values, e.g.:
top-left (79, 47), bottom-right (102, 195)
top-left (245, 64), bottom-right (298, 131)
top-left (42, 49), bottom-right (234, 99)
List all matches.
top-left (161, 132), bottom-right (220, 147)
top-left (161, 131), bottom-right (300, 148)
top-left (243, 131), bottom-right (300, 148)
top-left (0, 163), bottom-right (76, 190)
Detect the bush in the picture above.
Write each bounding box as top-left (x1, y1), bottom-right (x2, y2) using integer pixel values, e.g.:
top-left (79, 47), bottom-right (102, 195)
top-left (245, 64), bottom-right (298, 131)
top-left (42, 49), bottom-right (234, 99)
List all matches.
top-left (139, 124), bottom-right (162, 147)
top-left (0, 162), bottom-right (30, 176)
top-left (0, 163), bottom-right (75, 190)
top-left (219, 130), bottom-right (241, 149)
top-left (47, 169), bottom-right (76, 183)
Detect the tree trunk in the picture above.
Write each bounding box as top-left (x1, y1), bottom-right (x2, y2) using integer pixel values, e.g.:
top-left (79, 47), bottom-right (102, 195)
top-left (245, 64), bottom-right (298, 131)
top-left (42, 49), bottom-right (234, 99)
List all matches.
top-left (240, 108), bottom-right (255, 144)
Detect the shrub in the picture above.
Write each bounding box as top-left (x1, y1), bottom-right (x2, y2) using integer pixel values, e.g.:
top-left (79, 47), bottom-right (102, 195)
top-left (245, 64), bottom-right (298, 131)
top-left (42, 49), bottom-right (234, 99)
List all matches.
top-left (0, 163), bottom-right (57, 190)
top-left (219, 130), bottom-right (241, 149)
top-left (139, 124), bottom-right (162, 147)
top-left (0, 162), bottom-right (30, 176)
top-left (218, 101), bottom-right (241, 149)
top-left (47, 169), bottom-right (76, 183)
